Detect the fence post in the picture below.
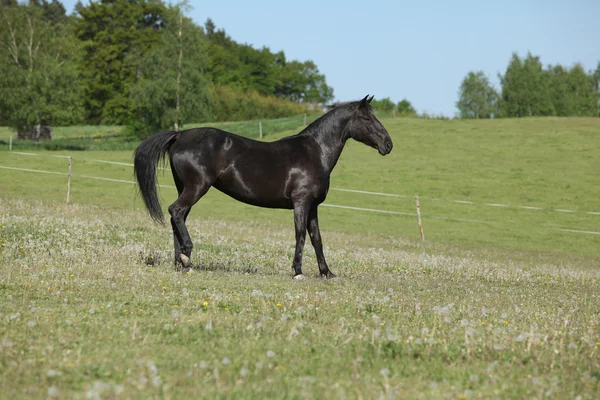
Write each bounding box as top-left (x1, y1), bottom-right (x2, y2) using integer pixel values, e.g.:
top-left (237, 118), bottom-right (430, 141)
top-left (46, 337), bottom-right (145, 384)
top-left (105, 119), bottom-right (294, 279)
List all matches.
top-left (66, 156), bottom-right (72, 204)
top-left (9, 135), bottom-right (12, 151)
top-left (416, 194), bottom-right (424, 241)
top-left (304, 113), bottom-right (307, 125)
top-left (259, 121), bottom-right (262, 139)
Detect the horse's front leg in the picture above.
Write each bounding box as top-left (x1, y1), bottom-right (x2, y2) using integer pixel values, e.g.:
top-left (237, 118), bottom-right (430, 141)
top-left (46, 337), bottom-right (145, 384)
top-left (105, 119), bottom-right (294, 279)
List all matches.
top-left (307, 205), bottom-right (336, 279)
top-left (291, 201), bottom-right (310, 280)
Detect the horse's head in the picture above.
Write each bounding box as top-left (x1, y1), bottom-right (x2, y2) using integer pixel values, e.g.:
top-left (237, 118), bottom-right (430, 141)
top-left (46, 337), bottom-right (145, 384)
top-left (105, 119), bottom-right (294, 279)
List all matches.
top-left (346, 95), bottom-right (393, 156)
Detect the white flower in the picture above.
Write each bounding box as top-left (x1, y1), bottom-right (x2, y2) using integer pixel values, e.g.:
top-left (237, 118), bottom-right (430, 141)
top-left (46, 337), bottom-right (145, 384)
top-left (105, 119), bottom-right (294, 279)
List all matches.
top-left (47, 386), bottom-right (60, 398)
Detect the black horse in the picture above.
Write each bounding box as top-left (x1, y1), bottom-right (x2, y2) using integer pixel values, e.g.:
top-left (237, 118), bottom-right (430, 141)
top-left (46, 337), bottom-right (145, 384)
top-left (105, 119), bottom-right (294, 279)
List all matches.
top-left (133, 95), bottom-right (393, 279)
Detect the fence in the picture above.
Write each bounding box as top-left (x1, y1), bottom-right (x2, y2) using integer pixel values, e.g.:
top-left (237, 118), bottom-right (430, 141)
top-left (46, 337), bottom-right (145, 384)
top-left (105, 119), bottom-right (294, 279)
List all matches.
top-left (1, 151), bottom-right (599, 237)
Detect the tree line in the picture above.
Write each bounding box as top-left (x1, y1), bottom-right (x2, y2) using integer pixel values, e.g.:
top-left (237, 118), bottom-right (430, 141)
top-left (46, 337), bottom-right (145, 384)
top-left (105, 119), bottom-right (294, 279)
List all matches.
top-left (0, 0), bottom-right (335, 137)
top-left (457, 52), bottom-right (600, 119)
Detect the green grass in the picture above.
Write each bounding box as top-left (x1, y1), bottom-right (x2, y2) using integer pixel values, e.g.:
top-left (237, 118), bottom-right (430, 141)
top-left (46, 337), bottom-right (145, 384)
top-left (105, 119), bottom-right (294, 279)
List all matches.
top-left (0, 116), bottom-right (598, 260)
top-left (0, 199), bottom-right (598, 399)
top-left (0, 117), bottom-right (599, 398)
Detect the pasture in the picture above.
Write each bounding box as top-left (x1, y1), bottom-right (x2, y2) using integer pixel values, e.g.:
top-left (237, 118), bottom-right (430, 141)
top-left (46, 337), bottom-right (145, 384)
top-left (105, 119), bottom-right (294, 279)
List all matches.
top-left (0, 116), bottom-right (599, 398)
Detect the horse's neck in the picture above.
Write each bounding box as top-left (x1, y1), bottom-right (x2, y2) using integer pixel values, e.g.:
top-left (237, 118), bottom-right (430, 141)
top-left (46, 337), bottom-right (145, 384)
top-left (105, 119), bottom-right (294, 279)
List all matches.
top-left (312, 113), bottom-right (350, 172)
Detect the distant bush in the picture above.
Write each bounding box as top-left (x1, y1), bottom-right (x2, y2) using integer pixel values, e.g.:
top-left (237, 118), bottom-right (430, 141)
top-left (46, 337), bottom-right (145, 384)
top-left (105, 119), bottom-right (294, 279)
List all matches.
top-left (209, 85), bottom-right (309, 122)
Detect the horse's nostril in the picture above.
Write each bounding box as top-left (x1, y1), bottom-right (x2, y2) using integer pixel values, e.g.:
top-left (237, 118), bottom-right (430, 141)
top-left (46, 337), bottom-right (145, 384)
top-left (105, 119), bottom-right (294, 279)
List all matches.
top-left (385, 141), bottom-right (393, 151)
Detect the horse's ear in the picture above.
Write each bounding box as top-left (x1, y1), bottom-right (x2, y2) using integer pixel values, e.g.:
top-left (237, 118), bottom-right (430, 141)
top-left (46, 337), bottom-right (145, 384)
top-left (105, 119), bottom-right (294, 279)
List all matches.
top-left (368, 95), bottom-right (374, 103)
top-left (360, 95), bottom-right (369, 107)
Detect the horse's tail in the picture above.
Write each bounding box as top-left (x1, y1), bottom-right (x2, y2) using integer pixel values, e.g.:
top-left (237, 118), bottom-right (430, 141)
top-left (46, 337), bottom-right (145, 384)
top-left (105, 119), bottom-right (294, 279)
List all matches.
top-left (133, 130), bottom-right (179, 224)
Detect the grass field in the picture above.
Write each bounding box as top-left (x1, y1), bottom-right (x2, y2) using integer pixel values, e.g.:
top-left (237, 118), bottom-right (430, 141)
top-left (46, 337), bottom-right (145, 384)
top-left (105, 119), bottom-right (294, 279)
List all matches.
top-left (0, 199), bottom-right (598, 399)
top-left (0, 116), bottom-right (599, 398)
top-left (0, 116), bottom-right (598, 260)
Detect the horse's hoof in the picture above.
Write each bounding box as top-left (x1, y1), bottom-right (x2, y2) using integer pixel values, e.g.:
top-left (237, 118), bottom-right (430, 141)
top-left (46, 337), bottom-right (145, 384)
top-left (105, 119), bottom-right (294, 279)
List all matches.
top-left (293, 274), bottom-right (306, 280)
top-left (180, 254), bottom-right (190, 267)
top-left (182, 266), bottom-right (191, 274)
top-left (326, 272), bottom-right (337, 280)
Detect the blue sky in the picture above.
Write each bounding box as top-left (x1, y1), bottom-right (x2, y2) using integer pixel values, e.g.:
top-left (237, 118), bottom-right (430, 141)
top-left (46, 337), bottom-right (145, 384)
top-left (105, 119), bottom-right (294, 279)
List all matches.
top-left (64, 0), bottom-right (599, 117)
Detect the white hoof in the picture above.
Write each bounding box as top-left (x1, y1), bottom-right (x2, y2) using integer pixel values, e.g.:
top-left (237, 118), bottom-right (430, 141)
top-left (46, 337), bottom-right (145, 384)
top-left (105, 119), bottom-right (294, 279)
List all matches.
top-left (293, 274), bottom-right (306, 280)
top-left (180, 254), bottom-right (190, 267)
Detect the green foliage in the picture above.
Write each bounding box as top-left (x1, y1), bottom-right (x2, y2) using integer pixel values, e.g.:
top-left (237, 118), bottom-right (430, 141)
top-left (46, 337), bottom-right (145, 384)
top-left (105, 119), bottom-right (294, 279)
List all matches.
top-left (0, 1), bottom-right (84, 132)
top-left (396, 99), bottom-right (416, 116)
top-left (499, 52), bottom-right (554, 117)
top-left (370, 97), bottom-right (395, 112)
top-left (274, 58), bottom-right (334, 104)
top-left (74, 0), bottom-right (166, 125)
top-left (495, 52), bottom-right (598, 118)
top-left (456, 71), bottom-right (498, 119)
top-left (209, 84), bottom-right (309, 122)
top-left (591, 62), bottom-right (600, 117)
top-left (205, 18), bottom-right (334, 105)
top-left (548, 63), bottom-right (596, 116)
top-left (128, 4), bottom-right (212, 137)
top-left (0, 1), bottom-right (335, 131)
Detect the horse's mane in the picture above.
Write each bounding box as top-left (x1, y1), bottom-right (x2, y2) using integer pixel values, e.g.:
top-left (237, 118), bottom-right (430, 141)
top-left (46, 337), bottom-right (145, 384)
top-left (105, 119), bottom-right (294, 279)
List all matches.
top-left (295, 100), bottom-right (369, 137)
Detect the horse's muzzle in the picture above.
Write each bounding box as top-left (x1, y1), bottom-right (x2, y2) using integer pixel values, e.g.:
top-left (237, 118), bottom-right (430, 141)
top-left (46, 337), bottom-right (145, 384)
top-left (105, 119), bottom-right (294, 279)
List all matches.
top-left (378, 140), bottom-right (393, 155)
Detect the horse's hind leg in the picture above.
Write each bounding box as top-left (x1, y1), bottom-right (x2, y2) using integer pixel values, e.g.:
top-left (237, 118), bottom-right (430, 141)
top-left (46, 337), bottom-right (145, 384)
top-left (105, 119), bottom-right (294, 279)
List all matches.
top-left (168, 181), bottom-right (212, 271)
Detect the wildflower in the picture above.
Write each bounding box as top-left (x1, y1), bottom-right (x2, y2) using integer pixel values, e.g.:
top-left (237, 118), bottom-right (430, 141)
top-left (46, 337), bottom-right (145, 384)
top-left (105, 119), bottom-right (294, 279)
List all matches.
top-left (482, 321), bottom-right (486, 325)
top-left (203, 301), bottom-right (208, 307)
top-left (276, 303), bottom-right (281, 307)
top-left (70, 274), bottom-right (74, 278)
top-left (222, 358), bottom-right (230, 365)
top-left (47, 386), bottom-right (60, 398)
top-left (266, 350), bottom-right (275, 358)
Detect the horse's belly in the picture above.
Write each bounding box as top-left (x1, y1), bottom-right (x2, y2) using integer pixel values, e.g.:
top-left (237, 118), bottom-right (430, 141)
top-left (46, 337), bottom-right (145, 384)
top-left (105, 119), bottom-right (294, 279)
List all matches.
top-left (213, 177), bottom-right (293, 210)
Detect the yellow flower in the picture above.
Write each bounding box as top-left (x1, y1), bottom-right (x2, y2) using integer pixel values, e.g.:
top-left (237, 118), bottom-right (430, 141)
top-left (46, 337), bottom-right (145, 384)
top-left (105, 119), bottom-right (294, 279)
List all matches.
top-left (162, 286), bottom-right (167, 290)
top-left (173, 305), bottom-right (178, 308)
top-left (70, 274), bottom-right (74, 277)
top-left (203, 301), bottom-right (208, 307)
top-left (481, 321), bottom-right (486, 325)
top-left (276, 303), bottom-right (281, 307)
